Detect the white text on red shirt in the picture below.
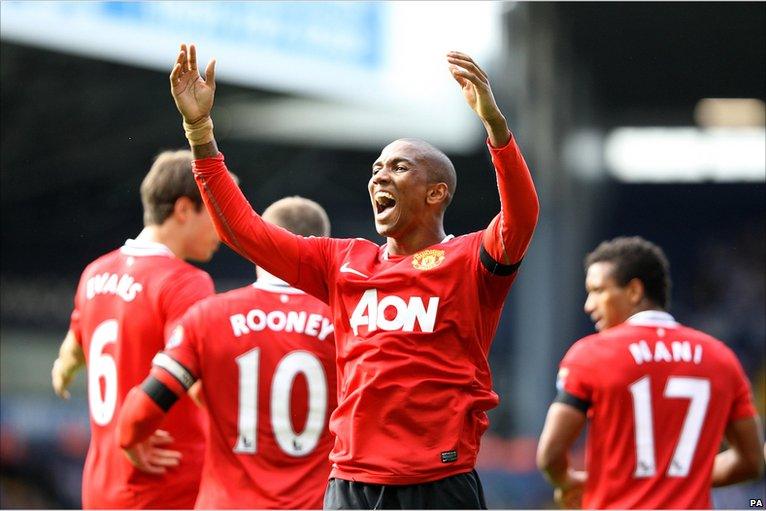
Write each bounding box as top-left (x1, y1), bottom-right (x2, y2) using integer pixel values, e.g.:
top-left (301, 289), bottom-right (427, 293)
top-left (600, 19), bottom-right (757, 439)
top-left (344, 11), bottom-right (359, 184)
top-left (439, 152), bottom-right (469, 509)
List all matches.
top-left (628, 340), bottom-right (703, 365)
top-left (86, 272), bottom-right (143, 302)
top-left (230, 309), bottom-right (333, 341)
top-left (349, 289), bottom-right (439, 336)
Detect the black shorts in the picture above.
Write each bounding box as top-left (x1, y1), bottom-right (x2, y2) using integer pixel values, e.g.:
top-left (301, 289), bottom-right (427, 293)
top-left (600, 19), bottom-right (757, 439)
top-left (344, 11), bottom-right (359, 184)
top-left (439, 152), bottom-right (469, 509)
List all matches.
top-left (323, 470), bottom-right (488, 510)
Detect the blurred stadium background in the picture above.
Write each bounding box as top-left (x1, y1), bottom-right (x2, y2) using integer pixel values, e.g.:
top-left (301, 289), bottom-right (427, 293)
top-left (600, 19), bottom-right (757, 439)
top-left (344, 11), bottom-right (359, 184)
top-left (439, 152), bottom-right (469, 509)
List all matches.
top-left (1, 1), bottom-right (764, 508)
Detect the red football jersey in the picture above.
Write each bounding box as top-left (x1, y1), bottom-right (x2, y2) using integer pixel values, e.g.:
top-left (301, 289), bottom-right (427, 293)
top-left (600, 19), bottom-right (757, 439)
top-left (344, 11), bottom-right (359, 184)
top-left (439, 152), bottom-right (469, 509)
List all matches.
top-left (155, 277), bottom-right (337, 509)
top-left (558, 310), bottom-right (757, 509)
top-left (69, 239), bottom-right (214, 509)
top-left (191, 137), bottom-right (539, 484)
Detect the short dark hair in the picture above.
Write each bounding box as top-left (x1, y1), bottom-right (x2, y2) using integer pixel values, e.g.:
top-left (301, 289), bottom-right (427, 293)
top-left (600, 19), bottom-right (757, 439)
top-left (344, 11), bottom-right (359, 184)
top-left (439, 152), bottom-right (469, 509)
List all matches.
top-left (585, 236), bottom-right (671, 309)
top-left (262, 196), bottom-right (331, 237)
top-left (140, 150), bottom-right (202, 226)
top-left (397, 138), bottom-right (457, 208)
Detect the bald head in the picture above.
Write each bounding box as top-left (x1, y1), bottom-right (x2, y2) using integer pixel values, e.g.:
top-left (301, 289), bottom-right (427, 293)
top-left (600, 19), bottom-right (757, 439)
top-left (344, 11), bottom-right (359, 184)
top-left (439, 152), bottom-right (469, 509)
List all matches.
top-left (262, 196), bottom-right (330, 237)
top-left (392, 138), bottom-right (457, 207)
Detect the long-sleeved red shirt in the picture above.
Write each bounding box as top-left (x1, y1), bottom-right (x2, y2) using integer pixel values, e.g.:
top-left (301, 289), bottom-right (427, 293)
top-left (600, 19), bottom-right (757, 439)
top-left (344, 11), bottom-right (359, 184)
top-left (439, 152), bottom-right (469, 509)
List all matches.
top-left (191, 136), bottom-right (539, 484)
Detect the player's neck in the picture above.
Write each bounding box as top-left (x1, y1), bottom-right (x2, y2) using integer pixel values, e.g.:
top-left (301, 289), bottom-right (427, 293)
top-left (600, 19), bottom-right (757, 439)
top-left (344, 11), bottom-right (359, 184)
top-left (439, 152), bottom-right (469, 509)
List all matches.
top-left (387, 225), bottom-right (447, 256)
top-left (628, 301), bottom-right (664, 319)
top-left (135, 225), bottom-right (186, 260)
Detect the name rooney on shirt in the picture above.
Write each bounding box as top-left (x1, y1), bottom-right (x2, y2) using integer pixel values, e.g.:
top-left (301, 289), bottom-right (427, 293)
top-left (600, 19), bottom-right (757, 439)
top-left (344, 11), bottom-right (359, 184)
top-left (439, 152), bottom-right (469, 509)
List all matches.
top-left (229, 308), bottom-right (334, 341)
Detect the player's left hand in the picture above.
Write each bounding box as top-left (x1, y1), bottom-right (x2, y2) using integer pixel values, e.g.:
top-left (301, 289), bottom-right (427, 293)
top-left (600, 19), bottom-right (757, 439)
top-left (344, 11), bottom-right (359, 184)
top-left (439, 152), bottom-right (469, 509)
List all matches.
top-left (447, 51), bottom-right (509, 147)
top-left (122, 429), bottom-right (182, 475)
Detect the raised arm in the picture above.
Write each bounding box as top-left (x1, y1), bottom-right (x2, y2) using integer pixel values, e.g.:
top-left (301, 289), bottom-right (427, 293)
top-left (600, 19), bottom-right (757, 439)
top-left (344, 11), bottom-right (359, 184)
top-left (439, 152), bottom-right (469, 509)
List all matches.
top-left (169, 43), bottom-right (219, 159)
top-left (448, 51), bottom-right (510, 148)
top-left (448, 52), bottom-right (539, 270)
top-left (168, 44), bottom-right (331, 295)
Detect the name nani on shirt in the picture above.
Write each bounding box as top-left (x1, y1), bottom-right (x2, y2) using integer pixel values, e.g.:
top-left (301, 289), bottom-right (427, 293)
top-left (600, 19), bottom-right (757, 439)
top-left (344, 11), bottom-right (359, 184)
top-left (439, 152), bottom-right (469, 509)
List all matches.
top-left (629, 340), bottom-right (703, 365)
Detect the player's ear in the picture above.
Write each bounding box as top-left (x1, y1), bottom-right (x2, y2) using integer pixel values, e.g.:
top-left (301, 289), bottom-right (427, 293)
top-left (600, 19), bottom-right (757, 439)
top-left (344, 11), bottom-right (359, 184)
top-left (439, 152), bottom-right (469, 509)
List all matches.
top-left (426, 182), bottom-right (449, 206)
top-left (626, 278), bottom-right (645, 306)
top-left (172, 196), bottom-right (195, 222)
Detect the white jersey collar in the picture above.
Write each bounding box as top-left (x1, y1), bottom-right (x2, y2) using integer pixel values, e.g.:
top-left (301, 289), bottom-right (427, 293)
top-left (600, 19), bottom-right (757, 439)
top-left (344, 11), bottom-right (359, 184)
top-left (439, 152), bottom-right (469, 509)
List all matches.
top-left (626, 310), bottom-right (678, 328)
top-left (120, 238), bottom-right (176, 258)
top-left (253, 270), bottom-right (305, 294)
top-left (382, 234), bottom-right (455, 261)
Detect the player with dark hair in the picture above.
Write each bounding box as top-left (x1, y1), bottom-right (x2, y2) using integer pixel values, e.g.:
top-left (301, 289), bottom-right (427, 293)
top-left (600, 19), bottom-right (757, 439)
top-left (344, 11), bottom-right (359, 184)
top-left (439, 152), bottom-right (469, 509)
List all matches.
top-left (51, 149), bottom-right (220, 508)
top-left (537, 236), bottom-right (763, 508)
top-left (168, 43), bottom-right (539, 509)
top-left (118, 196), bottom-right (336, 509)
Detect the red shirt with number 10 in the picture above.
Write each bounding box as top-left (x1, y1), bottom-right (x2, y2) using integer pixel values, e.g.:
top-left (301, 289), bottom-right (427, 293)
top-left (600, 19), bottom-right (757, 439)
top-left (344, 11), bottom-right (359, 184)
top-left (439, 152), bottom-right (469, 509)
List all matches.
top-left (159, 278), bottom-right (337, 509)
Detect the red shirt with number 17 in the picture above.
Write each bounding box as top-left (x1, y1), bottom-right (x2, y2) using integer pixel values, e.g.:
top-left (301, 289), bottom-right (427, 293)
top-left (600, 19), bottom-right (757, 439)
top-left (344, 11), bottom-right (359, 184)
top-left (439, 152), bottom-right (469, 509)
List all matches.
top-left (69, 239), bottom-right (213, 509)
top-left (558, 310), bottom-right (757, 509)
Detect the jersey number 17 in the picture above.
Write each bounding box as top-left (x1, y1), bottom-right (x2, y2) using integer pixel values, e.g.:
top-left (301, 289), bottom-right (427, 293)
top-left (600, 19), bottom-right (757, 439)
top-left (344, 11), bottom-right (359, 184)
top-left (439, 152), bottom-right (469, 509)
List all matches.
top-left (629, 375), bottom-right (710, 478)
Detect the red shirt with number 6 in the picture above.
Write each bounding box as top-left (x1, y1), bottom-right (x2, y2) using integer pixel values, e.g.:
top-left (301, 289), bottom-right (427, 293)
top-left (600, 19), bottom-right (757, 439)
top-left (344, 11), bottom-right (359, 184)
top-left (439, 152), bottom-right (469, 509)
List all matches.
top-left (69, 239), bottom-right (213, 509)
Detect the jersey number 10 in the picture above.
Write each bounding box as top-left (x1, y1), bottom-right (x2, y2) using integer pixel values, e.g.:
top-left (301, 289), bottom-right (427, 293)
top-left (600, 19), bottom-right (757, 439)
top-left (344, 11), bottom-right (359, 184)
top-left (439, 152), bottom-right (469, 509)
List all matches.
top-left (629, 375), bottom-right (710, 478)
top-left (234, 348), bottom-right (328, 457)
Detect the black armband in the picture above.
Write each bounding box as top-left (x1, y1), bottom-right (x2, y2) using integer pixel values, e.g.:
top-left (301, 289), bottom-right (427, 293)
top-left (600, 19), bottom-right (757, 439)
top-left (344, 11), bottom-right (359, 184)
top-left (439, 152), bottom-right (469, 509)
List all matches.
top-left (141, 377), bottom-right (179, 412)
top-left (480, 245), bottom-right (522, 276)
top-left (554, 390), bottom-right (591, 413)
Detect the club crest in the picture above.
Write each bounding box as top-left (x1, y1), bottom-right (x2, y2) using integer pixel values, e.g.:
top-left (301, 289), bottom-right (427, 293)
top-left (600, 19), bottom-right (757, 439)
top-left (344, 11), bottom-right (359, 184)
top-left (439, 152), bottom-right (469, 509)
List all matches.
top-left (412, 249), bottom-right (446, 270)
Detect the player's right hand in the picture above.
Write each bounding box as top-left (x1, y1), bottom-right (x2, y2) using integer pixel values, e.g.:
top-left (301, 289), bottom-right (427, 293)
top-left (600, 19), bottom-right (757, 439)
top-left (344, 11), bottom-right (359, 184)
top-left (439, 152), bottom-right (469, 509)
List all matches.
top-left (554, 468), bottom-right (586, 509)
top-left (51, 358), bottom-right (73, 400)
top-left (554, 485), bottom-right (583, 509)
top-left (170, 43), bottom-right (217, 124)
top-left (122, 429), bottom-right (182, 475)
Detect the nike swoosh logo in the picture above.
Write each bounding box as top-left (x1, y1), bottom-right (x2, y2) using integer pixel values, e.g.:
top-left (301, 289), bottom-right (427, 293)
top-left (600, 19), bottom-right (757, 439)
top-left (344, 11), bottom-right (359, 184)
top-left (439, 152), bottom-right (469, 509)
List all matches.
top-left (340, 262), bottom-right (369, 279)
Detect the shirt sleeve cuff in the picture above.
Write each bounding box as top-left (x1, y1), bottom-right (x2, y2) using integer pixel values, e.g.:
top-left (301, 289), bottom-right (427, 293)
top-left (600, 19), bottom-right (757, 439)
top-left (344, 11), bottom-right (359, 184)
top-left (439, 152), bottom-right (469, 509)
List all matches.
top-left (486, 133), bottom-right (516, 153)
top-left (729, 402), bottom-right (758, 422)
top-left (192, 152), bottom-right (226, 176)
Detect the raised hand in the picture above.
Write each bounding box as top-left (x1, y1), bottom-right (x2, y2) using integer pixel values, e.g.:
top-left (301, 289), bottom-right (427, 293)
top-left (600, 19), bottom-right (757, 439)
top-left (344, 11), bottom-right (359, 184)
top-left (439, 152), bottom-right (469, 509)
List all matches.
top-left (122, 429), bottom-right (182, 475)
top-left (170, 43), bottom-right (217, 123)
top-left (447, 51), bottom-right (510, 147)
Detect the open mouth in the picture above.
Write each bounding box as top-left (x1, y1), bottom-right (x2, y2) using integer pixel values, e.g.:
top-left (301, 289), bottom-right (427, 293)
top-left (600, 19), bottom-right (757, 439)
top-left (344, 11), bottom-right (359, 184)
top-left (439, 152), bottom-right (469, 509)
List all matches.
top-left (374, 191), bottom-right (397, 216)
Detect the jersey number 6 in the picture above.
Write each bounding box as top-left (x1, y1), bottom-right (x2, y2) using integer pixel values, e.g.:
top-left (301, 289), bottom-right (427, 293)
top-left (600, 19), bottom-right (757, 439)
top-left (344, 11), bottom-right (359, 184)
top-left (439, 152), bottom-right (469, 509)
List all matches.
top-left (88, 319), bottom-right (119, 426)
